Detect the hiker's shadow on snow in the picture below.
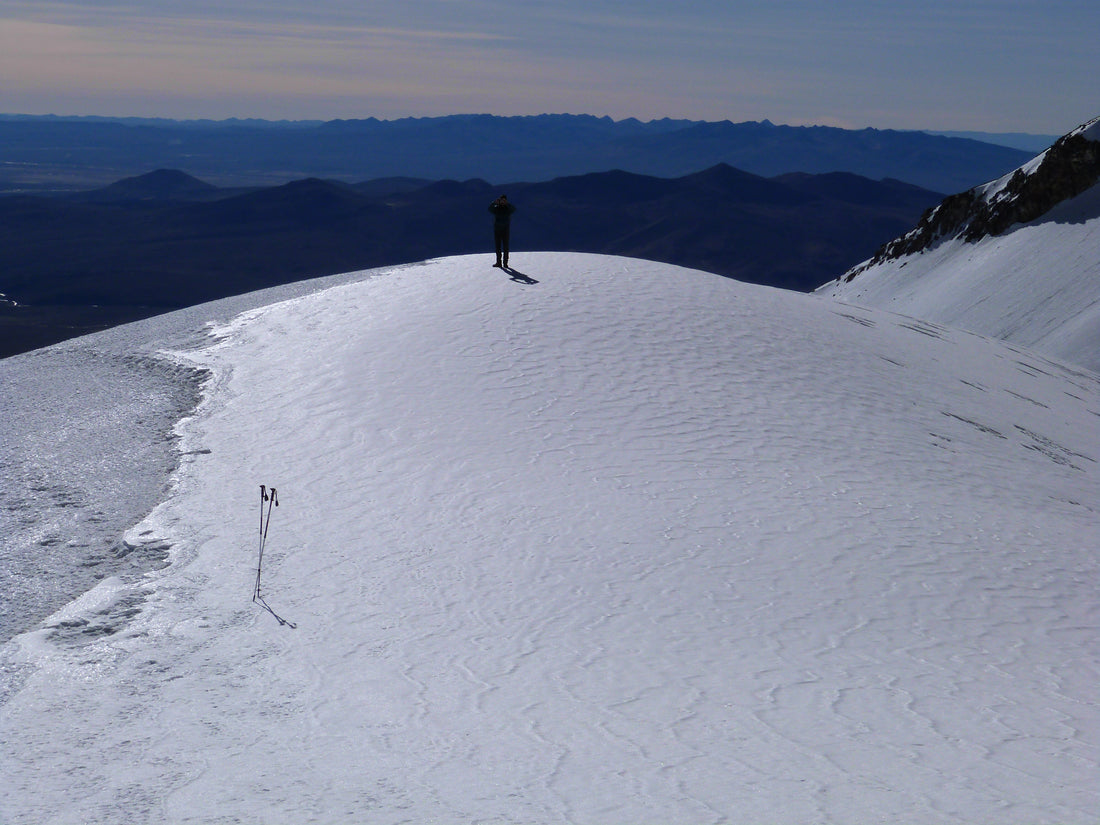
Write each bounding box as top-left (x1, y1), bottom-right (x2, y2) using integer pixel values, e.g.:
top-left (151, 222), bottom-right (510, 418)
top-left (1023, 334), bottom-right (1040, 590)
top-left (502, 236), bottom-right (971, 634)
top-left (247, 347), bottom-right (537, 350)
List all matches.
top-left (504, 267), bottom-right (538, 285)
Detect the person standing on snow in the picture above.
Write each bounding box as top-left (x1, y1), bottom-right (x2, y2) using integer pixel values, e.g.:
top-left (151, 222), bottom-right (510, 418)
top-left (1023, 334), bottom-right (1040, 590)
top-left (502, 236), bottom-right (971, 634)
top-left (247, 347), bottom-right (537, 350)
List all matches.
top-left (488, 194), bottom-right (516, 268)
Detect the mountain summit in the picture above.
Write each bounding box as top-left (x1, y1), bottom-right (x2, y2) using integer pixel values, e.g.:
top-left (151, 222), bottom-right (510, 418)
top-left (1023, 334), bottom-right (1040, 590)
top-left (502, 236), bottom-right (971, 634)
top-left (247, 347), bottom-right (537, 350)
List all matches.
top-left (819, 117), bottom-right (1100, 372)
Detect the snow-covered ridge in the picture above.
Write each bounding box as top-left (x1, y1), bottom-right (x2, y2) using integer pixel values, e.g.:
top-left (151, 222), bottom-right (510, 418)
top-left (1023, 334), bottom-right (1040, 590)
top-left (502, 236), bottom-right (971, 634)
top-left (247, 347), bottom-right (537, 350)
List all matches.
top-left (1, 253), bottom-right (1097, 823)
top-left (818, 116), bottom-right (1100, 372)
top-left (844, 115), bottom-right (1099, 272)
top-left (974, 116), bottom-right (1100, 203)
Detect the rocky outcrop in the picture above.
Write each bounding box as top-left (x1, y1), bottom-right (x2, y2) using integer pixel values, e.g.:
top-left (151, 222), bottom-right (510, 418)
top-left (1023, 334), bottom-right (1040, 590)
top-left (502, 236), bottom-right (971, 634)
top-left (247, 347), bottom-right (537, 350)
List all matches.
top-left (843, 119), bottom-right (1100, 281)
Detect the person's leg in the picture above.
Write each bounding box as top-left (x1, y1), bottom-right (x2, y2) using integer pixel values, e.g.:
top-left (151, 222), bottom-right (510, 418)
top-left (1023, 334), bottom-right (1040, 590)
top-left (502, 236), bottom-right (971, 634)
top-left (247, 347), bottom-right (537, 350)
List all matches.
top-left (494, 228), bottom-right (504, 266)
top-left (501, 226), bottom-right (510, 268)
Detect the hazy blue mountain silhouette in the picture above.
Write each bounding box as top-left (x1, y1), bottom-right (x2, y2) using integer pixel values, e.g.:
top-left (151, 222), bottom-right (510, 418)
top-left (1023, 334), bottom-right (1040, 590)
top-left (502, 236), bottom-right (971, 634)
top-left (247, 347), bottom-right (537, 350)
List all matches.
top-left (72, 169), bottom-right (222, 203)
top-left (0, 164), bottom-right (942, 357)
top-left (0, 114), bottom-right (1032, 194)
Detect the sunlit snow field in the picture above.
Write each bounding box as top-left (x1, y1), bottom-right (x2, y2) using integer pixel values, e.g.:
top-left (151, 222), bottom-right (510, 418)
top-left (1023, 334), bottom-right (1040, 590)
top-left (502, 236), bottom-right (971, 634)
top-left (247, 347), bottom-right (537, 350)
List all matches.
top-left (1, 253), bottom-right (1097, 824)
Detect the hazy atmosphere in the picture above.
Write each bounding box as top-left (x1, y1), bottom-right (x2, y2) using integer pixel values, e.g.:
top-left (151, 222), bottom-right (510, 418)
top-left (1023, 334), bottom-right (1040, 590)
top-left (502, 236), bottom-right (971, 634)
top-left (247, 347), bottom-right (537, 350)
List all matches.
top-left (1, 0), bottom-right (1096, 131)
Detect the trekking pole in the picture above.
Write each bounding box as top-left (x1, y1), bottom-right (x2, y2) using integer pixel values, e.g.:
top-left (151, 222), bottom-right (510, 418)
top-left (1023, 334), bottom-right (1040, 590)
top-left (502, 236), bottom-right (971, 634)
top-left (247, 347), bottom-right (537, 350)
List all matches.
top-left (255, 485), bottom-right (278, 602)
top-left (253, 484), bottom-right (294, 627)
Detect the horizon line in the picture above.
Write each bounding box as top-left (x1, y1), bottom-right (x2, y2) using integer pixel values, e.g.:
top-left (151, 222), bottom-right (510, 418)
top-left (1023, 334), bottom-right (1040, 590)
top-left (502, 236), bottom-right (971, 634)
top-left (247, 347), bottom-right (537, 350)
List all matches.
top-left (0, 111), bottom-right (1066, 139)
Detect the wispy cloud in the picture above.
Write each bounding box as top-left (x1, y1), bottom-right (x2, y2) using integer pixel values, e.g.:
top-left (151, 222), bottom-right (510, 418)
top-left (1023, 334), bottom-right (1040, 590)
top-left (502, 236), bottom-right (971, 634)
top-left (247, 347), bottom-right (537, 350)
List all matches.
top-left (1, 0), bottom-right (1096, 128)
top-left (0, 7), bottom-right (514, 93)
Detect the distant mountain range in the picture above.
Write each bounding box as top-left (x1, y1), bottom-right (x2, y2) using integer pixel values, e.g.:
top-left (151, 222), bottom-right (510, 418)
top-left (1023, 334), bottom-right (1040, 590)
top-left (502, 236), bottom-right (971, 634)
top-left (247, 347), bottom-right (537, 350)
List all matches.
top-left (922, 129), bottom-right (1060, 153)
top-left (0, 164), bottom-right (942, 357)
top-left (0, 113), bottom-right (1035, 194)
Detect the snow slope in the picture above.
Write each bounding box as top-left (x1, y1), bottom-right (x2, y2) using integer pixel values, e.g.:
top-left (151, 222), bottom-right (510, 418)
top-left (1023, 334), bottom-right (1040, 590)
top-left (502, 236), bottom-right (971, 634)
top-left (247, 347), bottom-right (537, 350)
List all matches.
top-left (817, 184), bottom-right (1100, 372)
top-left (818, 118), bottom-right (1100, 372)
top-left (1, 253), bottom-right (1097, 824)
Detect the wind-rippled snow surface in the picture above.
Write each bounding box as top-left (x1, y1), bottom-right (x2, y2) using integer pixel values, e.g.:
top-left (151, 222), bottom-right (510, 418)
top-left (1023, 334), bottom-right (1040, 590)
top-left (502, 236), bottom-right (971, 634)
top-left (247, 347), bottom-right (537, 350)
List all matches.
top-left (1, 254), bottom-right (1097, 824)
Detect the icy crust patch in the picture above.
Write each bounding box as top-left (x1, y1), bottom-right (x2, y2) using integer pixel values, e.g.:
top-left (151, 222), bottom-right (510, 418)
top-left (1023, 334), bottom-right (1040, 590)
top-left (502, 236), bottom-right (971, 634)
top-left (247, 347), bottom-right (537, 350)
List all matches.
top-left (24, 577), bottom-right (138, 647)
top-left (1, 254), bottom-right (1098, 825)
top-left (8, 295), bottom-right (359, 646)
top-left (0, 346), bottom-right (211, 643)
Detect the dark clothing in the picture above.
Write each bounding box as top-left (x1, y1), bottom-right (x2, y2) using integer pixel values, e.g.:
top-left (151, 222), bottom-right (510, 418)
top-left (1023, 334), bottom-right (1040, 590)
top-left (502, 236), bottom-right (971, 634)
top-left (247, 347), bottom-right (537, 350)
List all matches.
top-left (488, 199), bottom-right (516, 226)
top-left (494, 224), bottom-right (510, 265)
top-left (488, 198), bottom-right (516, 266)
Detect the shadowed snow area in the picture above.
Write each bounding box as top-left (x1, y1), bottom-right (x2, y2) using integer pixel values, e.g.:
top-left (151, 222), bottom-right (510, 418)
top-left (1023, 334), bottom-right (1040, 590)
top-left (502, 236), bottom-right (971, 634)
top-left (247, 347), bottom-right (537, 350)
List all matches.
top-left (1, 253), bottom-right (1097, 823)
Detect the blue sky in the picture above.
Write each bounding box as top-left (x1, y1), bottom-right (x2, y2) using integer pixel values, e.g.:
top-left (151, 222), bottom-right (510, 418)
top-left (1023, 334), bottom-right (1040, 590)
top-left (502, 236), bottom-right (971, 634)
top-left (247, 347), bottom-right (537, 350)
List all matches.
top-left (0, 0), bottom-right (1095, 132)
